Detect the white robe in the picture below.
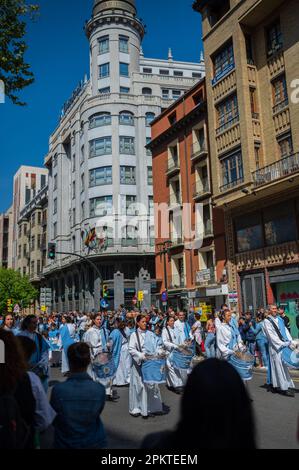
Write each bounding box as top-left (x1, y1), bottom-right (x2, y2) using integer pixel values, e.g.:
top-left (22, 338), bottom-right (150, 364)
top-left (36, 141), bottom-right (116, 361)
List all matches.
top-left (128, 329), bottom-right (163, 416)
top-left (174, 320), bottom-right (193, 382)
top-left (263, 316), bottom-right (294, 391)
top-left (83, 326), bottom-right (112, 396)
top-left (59, 323), bottom-right (77, 374)
top-left (162, 326), bottom-right (185, 389)
top-left (113, 333), bottom-right (131, 386)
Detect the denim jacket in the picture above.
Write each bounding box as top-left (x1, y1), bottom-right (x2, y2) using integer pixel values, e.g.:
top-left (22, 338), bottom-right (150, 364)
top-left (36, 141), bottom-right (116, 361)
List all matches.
top-left (50, 372), bottom-right (107, 449)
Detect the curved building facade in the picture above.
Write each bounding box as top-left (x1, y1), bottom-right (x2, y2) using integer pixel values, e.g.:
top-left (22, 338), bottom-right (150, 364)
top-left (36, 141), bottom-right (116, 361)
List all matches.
top-left (44, 0), bottom-right (205, 312)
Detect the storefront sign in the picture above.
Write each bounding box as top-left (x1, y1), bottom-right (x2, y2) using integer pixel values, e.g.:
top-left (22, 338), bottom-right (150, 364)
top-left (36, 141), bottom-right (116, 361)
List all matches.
top-left (196, 269), bottom-right (211, 284)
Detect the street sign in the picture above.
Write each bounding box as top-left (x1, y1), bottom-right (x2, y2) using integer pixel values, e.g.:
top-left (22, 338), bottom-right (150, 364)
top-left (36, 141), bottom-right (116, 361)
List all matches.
top-left (41, 306), bottom-right (47, 313)
top-left (161, 291), bottom-right (168, 302)
top-left (138, 291), bottom-right (144, 302)
top-left (100, 299), bottom-right (109, 309)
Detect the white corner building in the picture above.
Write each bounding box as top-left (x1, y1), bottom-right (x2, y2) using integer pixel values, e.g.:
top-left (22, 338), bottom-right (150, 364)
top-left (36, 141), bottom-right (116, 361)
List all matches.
top-left (44, 0), bottom-right (205, 312)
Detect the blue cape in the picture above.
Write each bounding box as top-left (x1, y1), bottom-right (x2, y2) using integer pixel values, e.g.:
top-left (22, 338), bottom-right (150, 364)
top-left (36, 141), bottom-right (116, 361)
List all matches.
top-left (60, 324), bottom-right (76, 356)
top-left (144, 331), bottom-right (163, 355)
top-left (109, 329), bottom-right (124, 371)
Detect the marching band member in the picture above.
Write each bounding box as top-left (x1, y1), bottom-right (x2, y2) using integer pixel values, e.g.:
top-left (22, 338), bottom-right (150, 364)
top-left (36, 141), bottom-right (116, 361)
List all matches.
top-left (83, 313), bottom-right (116, 401)
top-left (263, 304), bottom-right (297, 397)
top-left (59, 316), bottom-right (77, 376)
top-left (216, 310), bottom-right (245, 360)
top-left (109, 319), bottom-right (131, 386)
top-left (174, 311), bottom-right (193, 384)
top-left (128, 315), bottom-right (164, 418)
top-left (162, 316), bottom-right (185, 394)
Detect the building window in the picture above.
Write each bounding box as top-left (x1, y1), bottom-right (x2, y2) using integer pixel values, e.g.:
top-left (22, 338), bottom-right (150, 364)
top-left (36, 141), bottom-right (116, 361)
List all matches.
top-left (53, 174), bottom-right (57, 191)
top-left (89, 112), bottom-right (111, 128)
top-left (41, 174), bottom-right (46, 188)
top-left (119, 136), bottom-right (135, 155)
top-left (264, 203), bottom-right (297, 246)
top-left (89, 137), bottom-right (112, 157)
top-left (99, 87), bottom-right (110, 94)
top-left (245, 34), bottom-right (254, 65)
top-left (125, 196), bottom-right (137, 215)
top-left (99, 63), bottom-right (110, 78)
top-left (146, 137), bottom-right (152, 156)
top-left (80, 145), bottom-right (84, 164)
top-left (148, 196), bottom-right (154, 214)
top-left (162, 89), bottom-right (170, 99)
top-left (266, 20), bottom-right (283, 56)
top-left (254, 146), bottom-right (261, 169)
top-left (120, 87), bottom-right (130, 94)
top-left (31, 236), bottom-right (35, 251)
top-left (53, 154), bottom-right (57, 167)
top-left (235, 212), bottom-right (263, 253)
top-left (81, 173), bottom-right (85, 192)
top-left (37, 234), bottom-right (41, 249)
top-left (145, 112), bottom-right (155, 126)
top-left (120, 166), bottom-right (136, 185)
top-left (72, 208), bottom-right (76, 226)
top-left (53, 222), bottom-right (57, 239)
top-left (160, 69), bottom-right (169, 75)
top-left (147, 167), bottom-right (153, 185)
top-left (220, 150), bottom-right (244, 191)
top-left (278, 134), bottom-right (293, 158)
top-left (172, 90), bottom-right (181, 100)
top-left (250, 88), bottom-right (258, 118)
top-left (168, 112), bottom-right (177, 125)
top-left (119, 35), bottom-right (129, 53)
top-left (81, 202), bottom-right (85, 220)
top-left (90, 196), bottom-right (113, 218)
top-left (216, 94), bottom-right (239, 134)
top-left (72, 154), bottom-right (76, 172)
top-left (192, 72), bottom-right (202, 79)
top-left (89, 167), bottom-right (112, 187)
top-left (174, 71), bottom-right (183, 77)
top-left (143, 68), bottom-right (152, 74)
top-left (272, 74), bottom-right (288, 112)
top-left (119, 111), bottom-right (134, 126)
top-left (31, 261), bottom-right (35, 275)
top-left (31, 213), bottom-right (35, 227)
top-left (120, 62), bottom-right (129, 77)
top-left (212, 41), bottom-right (234, 84)
top-left (38, 212), bottom-right (41, 225)
top-left (99, 36), bottom-right (109, 54)
top-left (142, 87), bottom-right (152, 95)
top-left (72, 181), bottom-right (76, 199)
top-left (53, 198), bottom-right (57, 214)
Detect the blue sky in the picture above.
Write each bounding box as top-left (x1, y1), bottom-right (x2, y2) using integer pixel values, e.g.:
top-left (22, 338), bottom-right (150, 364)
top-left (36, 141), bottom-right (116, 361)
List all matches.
top-left (0, 0), bottom-right (203, 213)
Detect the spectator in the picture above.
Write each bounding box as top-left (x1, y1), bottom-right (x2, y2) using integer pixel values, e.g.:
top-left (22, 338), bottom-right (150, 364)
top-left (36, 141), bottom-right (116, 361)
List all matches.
top-left (0, 313), bottom-right (15, 333)
top-left (50, 342), bottom-right (107, 449)
top-left (279, 307), bottom-right (291, 333)
top-left (204, 313), bottom-right (216, 359)
top-left (142, 358), bottom-right (256, 449)
top-left (251, 313), bottom-right (269, 370)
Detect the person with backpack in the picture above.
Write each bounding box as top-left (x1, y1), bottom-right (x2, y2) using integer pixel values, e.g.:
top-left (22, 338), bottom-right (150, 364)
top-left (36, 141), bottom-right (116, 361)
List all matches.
top-left (0, 329), bottom-right (35, 449)
top-left (17, 315), bottom-right (50, 393)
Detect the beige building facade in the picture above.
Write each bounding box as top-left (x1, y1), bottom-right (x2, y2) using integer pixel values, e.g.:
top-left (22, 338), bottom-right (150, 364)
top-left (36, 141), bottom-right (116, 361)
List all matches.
top-left (194, 0), bottom-right (299, 337)
top-left (0, 207), bottom-right (13, 269)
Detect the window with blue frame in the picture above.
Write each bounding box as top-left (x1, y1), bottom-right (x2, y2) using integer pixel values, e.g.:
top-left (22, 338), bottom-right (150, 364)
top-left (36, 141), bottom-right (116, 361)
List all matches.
top-left (89, 167), bottom-right (112, 187)
top-left (99, 63), bottom-right (110, 78)
top-left (220, 150), bottom-right (244, 191)
top-left (98, 36), bottom-right (109, 54)
top-left (90, 196), bottom-right (113, 218)
top-left (119, 36), bottom-right (129, 53)
top-left (120, 62), bottom-right (129, 77)
top-left (212, 41), bottom-right (234, 84)
top-left (89, 137), bottom-right (112, 157)
top-left (145, 112), bottom-right (155, 126)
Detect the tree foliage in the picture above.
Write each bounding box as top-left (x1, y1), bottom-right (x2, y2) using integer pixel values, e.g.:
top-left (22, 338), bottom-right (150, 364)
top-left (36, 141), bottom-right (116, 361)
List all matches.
top-left (0, 0), bottom-right (39, 105)
top-left (0, 268), bottom-right (38, 313)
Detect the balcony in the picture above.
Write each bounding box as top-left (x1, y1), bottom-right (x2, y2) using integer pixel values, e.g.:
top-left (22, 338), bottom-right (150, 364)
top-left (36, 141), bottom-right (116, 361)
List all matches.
top-left (121, 238), bottom-right (138, 247)
top-left (168, 274), bottom-right (186, 290)
top-left (212, 62), bottom-right (235, 87)
top-left (190, 142), bottom-right (208, 162)
top-left (193, 179), bottom-right (211, 201)
top-left (252, 153), bottom-right (299, 188)
top-left (220, 176), bottom-right (245, 193)
top-left (273, 98), bottom-right (289, 115)
top-left (216, 115), bottom-right (239, 136)
top-left (168, 192), bottom-right (182, 207)
top-left (169, 232), bottom-right (184, 248)
top-left (267, 37), bottom-right (283, 58)
top-left (166, 156), bottom-right (180, 177)
top-left (203, 219), bottom-right (213, 238)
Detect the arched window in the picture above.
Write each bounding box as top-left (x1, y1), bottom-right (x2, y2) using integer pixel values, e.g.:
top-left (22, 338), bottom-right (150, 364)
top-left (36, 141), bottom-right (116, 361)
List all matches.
top-left (142, 87), bottom-right (152, 96)
top-left (119, 111), bottom-right (134, 126)
top-left (89, 112), bottom-right (111, 129)
top-left (145, 112), bottom-right (155, 126)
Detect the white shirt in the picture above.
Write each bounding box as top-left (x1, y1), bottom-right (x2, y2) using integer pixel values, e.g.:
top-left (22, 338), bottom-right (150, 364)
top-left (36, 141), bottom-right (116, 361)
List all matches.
top-left (216, 322), bottom-right (242, 360)
top-left (129, 329), bottom-right (146, 365)
top-left (162, 326), bottom-right (180, 352)
top-left (27, 372), bottom-right (56, 432)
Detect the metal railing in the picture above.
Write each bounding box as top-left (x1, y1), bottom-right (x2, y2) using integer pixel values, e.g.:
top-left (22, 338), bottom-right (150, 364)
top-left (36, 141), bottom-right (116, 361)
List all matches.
top-left (220, 176), bottom-right (244, 193)
top-left (212, 61), bottom-right (235, 86)
top-left (204, 219), bottom-right (213, 236)
top-left (193, 179), bottom-right (210, 199)
top-left (273, 98), bottom-right (289, 115)
top-left (168, 274), bottom-right (186, 289)
top-left (253, 153), bottom-right (299, 188)
top-left (216, 114), bottom-right (239, 135)
top-left (121, 238), bottom-right (138, 247)
top-left (195, 267), bottom-right (216, 286)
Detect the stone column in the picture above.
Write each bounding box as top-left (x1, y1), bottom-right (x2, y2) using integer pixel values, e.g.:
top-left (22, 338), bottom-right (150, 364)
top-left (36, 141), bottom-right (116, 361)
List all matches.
top-left (135, 268), bottom-right (151, 311)
top-left (114, 271), bottom-right (125, 310)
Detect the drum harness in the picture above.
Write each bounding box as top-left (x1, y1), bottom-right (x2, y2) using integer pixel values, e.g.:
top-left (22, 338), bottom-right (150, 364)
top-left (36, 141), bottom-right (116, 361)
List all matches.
top-left (266, 317), bottom-right (287, 343)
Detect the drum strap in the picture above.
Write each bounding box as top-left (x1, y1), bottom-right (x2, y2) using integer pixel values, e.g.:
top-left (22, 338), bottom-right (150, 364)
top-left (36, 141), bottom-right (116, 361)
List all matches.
top-left (166, 327), bottom-right (173, 344)
top-left (266, 317), bottom-right (285, 342)
top-left (136, 330), bottom-right (143, 353)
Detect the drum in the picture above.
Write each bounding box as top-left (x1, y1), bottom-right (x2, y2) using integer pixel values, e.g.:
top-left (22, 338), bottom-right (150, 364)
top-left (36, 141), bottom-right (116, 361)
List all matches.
top-left (141, 357), bottom-right (166, 384)
top-left (281, 347), bottom-right (299, 370)
top-left (228, 351), bottom-right (255, 381)
top-left (92, 352), bottom-right (116, 382)
top-left (170, 348), bottom-right (194, 371)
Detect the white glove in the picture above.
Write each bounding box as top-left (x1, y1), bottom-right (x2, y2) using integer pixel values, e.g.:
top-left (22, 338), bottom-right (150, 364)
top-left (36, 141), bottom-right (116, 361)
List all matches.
top-left (289, 341), bottom-right (298, 351)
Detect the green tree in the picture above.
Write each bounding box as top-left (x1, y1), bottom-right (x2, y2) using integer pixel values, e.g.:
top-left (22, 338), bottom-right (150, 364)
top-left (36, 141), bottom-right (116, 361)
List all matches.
top-left (0, 0), bottom-right (39, 106)
top-left (0, 268), bottom-right (38, 313)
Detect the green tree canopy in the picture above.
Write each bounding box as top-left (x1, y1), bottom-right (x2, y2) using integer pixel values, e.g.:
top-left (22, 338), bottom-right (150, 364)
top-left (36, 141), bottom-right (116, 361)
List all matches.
top-left (0, 0), bottom-right (39, 105)
top-left (0, 268), bottom-right (38, 313)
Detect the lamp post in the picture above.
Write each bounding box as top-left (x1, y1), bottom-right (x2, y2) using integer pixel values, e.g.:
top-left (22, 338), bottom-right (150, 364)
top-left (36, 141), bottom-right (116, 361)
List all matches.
top-left (157, 240), bottom-right (172, 312)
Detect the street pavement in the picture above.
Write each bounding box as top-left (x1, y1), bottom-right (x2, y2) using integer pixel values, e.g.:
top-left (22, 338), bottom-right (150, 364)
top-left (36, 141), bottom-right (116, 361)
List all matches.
top-left (45, 367), bottom-right (299, 450)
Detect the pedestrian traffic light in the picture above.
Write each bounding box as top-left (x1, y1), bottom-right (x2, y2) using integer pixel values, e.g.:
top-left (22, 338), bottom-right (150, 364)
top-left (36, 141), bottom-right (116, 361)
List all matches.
top-left (103, 285), bottom-right (109, 298)
top-left (48, 243), bottom-right (56, 260)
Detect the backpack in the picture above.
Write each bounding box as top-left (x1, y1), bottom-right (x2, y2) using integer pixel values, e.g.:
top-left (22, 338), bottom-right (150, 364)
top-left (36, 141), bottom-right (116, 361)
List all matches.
top-left (0, 394), bottom-right (31, 449)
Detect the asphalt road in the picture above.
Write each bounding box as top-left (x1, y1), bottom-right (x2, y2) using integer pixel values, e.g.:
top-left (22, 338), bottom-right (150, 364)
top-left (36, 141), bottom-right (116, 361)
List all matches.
top-left (45, 367), bottom-right (299, 450)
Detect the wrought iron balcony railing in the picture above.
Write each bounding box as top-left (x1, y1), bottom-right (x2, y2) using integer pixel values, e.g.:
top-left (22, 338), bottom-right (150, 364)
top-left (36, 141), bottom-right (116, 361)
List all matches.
top-left (253, 153), bottom-right (299, 188)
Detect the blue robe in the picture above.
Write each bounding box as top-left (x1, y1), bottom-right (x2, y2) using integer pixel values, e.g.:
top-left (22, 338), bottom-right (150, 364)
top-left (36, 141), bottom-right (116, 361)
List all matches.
top-left (110, 329), bottom-right (123, 371)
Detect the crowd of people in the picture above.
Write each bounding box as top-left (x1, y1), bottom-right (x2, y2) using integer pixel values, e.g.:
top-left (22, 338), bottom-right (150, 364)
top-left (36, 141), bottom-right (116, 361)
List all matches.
top-left (0, 302), bottom-right (298, 450)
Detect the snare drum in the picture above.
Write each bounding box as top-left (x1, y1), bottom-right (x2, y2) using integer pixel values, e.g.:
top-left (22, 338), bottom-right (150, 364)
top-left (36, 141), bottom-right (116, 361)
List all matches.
top-left (281, 347), bottom-right (299, 370)
top-left (92, 352), bottom-right (116, 382)
top-left (170, 348), bottom-right (193, 371)
top-left (141, 358), bottom-right (166, 384)
top-left (228, 351), bottom-right (255, 381)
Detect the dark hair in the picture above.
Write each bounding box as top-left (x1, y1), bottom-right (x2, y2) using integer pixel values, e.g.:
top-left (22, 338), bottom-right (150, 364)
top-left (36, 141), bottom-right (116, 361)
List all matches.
top-left (136, 314), bottom-right (146, 324)
top-left (21, 315), bottom-right (37, 331)
top-left (16, 336), bottom-right (36, 363)
top-left (0, 313), bottom-right (15, 329)
top-left (0, 330), bottom-right (27, 394)
top-left (174, 359), bottom-right (256, 448)
top-left (67, 342), bottom-right (91, 371)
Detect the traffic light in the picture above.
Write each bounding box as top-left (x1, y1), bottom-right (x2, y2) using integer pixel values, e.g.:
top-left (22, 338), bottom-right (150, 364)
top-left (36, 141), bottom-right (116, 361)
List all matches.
top-left (7, 299), bottom-right (13, 313)
top-left (48, 243), bottom-right (56, 260)
top-left (103, 285), bottom-right (109, 298)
